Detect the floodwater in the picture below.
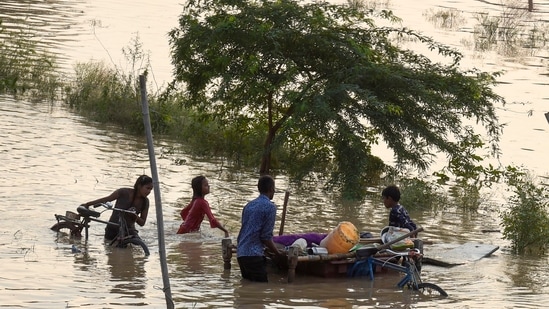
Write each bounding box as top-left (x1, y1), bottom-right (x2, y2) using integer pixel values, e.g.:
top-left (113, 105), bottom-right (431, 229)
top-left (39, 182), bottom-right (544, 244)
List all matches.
top-left (1, 0), bottom-right (549, 308)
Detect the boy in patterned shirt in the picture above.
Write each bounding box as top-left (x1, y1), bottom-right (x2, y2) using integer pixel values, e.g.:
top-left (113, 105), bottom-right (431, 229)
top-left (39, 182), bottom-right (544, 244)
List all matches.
top-left (382, 185), bottom-right (418, 236)
top-left (236, 175), bottom-right (285, 282)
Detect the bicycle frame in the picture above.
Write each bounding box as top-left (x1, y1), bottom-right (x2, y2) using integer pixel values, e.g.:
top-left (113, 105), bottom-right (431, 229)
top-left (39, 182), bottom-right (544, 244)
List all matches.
top-left (364, 248), bottom-right (448, 297)
top-left (366, 249), bottom-right (421, 289)
top-left (108, 209), bottom-right (136, 247)
top-left (52, 203), bottom-right (150, 256)
top-left (79, 208), bottom-right (119, 240)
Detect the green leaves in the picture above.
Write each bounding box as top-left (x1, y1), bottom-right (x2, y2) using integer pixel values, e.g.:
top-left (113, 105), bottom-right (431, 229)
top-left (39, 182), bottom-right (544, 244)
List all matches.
top-left (500, 170), bottom-right (549, 254)
top-left (168, 0), bottom-right (505, 197)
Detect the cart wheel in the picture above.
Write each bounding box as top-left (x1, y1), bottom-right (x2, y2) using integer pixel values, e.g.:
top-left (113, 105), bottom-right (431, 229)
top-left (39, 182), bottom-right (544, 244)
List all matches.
top-left (416, 282), bottom-right (448, 297)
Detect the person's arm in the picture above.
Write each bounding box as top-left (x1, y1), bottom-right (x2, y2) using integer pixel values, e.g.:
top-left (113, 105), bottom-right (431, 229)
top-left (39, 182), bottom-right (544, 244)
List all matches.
top-left (201, 200), bottom-right (230, 237)
top-left (262, 238), bottom-right (284, 256)
top-left (218, 224), bottom-right (230, 238)
top-left (135, 201), bottom-right (148, 226)
top-left (388, 206), bottom-right (399, 226)
top-left (396, 207), bottom-right (415, 232)
top-left (260, 202), bottom-right (284, 256)
top-left (82, 189), bottom-right (120, 208)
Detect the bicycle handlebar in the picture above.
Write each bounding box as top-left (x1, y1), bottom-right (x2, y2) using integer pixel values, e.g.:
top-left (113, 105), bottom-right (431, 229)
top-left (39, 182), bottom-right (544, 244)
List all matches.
top-left (92, 202), bottom-right (113, 209)
top-left (88, 202), bottom-right (137, 215)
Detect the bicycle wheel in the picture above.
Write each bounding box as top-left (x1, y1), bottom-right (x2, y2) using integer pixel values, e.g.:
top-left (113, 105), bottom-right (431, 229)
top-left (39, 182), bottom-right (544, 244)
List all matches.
top-left (51, 222), bottom-right (82, 237)
top-left (121, 237), bottom-right (150, 256)
top-left (416, 282), bottom-right (448, 297)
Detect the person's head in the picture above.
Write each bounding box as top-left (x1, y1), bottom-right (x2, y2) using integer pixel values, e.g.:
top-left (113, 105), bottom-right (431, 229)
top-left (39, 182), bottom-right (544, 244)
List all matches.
top-left (257, 175), bottom-right (275, 200)
top-left (382, 185), bottom-right (400, 208)
top-left (191, 175), bottom-right (210, 198)
top-left (134, 175), bottom-right (153, 198)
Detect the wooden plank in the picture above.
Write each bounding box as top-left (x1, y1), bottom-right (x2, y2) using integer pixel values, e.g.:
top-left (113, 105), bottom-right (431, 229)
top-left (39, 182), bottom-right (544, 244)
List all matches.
top-left (423, 242), bottom-right (499, 267)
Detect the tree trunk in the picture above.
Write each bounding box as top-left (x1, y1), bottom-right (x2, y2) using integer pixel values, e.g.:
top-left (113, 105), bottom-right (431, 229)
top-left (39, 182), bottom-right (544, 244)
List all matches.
top-left (528, 0), bottom-right (533, 12)
top-left (260, 92), bottom-right (275, 175)
top-left (259, 129), bottom-right (274, 175)
top-left (259, 92), bottom-right (295, 175)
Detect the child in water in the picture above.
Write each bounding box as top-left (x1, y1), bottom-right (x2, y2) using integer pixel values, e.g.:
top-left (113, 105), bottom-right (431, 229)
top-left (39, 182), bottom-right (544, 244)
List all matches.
top-left (177, 175), bottom-right (229, 237)
top-left (382, 185), bottom-right (418, 235)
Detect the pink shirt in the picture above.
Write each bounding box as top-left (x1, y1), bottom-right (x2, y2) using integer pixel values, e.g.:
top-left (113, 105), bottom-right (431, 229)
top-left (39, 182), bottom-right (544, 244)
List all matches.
top-left (177, 197), bottom-right (221, 234)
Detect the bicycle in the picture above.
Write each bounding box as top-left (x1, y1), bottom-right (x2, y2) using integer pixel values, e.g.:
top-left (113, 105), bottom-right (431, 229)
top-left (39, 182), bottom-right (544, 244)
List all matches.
top-left (364, 248), bottom-right (447, 297)
top-left (51, 202), bottom-right (150, 256)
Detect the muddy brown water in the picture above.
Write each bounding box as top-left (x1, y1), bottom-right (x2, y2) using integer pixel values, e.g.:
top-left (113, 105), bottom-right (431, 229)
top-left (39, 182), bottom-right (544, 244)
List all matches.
top-left (1, 0), bottom-right (549, 308)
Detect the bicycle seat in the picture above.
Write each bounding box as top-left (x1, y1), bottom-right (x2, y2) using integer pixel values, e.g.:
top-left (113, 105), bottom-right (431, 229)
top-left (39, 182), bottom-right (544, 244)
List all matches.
top-left (77, 206), bottom-right (100, 218)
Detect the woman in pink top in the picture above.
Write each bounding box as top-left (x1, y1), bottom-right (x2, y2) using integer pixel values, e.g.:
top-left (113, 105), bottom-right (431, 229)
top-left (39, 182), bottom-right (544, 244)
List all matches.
top-left (177, 176), bottom-right (230, 237)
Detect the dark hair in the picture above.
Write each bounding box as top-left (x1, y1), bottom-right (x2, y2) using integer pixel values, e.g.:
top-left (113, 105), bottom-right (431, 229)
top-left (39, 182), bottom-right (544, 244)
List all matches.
top-left (132, 175), bottom-right (153, 204)
top-left (191, 175), bottom-right (207, 198)
top-left (382, 185), bottom-right (400, 202)
top-left (134, 175), bottom-right (153, 191)
top-left (257, 175), bottom-right (275, 194)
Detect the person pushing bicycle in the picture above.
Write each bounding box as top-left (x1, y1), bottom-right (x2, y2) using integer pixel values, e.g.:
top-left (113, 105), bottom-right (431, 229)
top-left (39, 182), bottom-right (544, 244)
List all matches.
top-left (81, 175), bottom-right (153, 240)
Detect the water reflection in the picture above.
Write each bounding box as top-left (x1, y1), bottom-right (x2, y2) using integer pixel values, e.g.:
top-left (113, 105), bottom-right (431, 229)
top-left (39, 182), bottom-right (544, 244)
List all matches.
top-left (170, 237), bottom-right (207, 274)
top-left (504, 253), bottom-right (549, 293)
top-left (232, 278), bottom-right (410, 308)
top-left (106, 249), bottom-right (146, 299)
top-left (0, 0), bottom-right (87, 70)
top-left (73, 251), bottom-right (97, 273)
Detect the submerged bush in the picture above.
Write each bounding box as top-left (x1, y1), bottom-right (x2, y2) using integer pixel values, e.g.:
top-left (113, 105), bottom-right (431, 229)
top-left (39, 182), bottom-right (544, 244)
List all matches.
top-left (64, 61), bottom-right (139, 125)
top-left (0, 21), bottom-right (61, 101)
top-left (448, 182), bottom-right (482, 211)
top-left (398, 177), bottom-right (446, 211)
top-left (63, 35), bottom-right (170, 133)
top-left (424, 8), bottom-right (466, 29)
top-left (500, 169), bottom-right (549, 254)
top-left (472, 0), bottom-right (548, 55)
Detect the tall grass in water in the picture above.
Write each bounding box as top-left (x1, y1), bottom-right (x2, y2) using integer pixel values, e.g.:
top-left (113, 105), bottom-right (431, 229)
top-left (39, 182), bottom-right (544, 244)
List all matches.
top-left (473, 0), bottom-right (548, 55)
top-left (424, 8), bottom-right (466, 30)
top-left (63, 35), bottom-right (167, 133)
top-left (0, 21), bottom-right (61, 101)
top-left (64, 61), bottom-right (141, 128)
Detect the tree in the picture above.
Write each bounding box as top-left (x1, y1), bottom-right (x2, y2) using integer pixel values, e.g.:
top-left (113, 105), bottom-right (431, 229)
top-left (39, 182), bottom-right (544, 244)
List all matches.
top-left (168, 0), bottom-right (504, 198)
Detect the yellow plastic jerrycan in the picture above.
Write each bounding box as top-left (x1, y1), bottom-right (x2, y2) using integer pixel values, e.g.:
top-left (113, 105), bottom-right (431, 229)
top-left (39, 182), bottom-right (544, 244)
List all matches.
top-left (319, 221), bottom-right (360, 254)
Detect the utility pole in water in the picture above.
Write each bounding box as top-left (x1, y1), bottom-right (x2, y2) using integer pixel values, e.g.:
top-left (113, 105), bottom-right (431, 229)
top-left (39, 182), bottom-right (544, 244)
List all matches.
top-left (139, 75), bottom-right (174, 309)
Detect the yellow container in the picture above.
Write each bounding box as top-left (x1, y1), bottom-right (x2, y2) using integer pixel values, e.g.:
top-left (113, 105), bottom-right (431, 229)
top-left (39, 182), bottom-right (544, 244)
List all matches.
top-left (320, 221), bottom-right (360, 254)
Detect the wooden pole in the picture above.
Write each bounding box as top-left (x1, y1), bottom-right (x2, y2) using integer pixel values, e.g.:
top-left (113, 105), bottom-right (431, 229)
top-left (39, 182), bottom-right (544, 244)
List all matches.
top-left (278, 191), bottom-right (290, 236)
top-left (287, 246), bottom-right (298, 282)
top-left (139, 75), bottom-right (174, 309)
top-left (222, 238), bottom-right (233, 270)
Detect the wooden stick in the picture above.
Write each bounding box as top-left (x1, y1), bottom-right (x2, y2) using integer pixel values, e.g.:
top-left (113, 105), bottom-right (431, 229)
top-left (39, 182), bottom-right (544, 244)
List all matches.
top-left (359, 238), bottom-right (383, 244)
top-left (288, 246), bottom-right (298, 283)
top-left (278, 191), bottom-right (290, 236)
